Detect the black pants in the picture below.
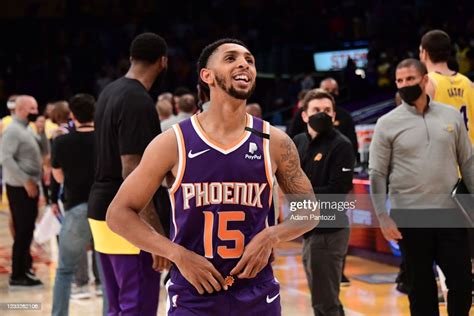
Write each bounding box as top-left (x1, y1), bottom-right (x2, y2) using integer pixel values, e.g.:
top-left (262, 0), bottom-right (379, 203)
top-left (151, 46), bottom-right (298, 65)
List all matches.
top-left (302, 228), bottom-right (350, 316)
top-left (397, 226), bottom-right (471, 316)
top-left (6, 184), bottom-right (38, 279)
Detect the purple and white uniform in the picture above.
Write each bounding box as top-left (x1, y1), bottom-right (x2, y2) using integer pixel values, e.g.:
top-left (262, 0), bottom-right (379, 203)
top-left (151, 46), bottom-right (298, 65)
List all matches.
top-left (166, 114), bottom-right (281, 316)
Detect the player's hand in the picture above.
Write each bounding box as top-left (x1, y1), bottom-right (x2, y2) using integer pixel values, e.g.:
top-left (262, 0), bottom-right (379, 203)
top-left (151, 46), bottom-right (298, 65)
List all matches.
top-left (230, 228), bottom-right (276, 279)
top-left (24, 180), bottom-right (38, 198)
top-left (172, 247), bottom-right (228, 295)
top-left (152, 254), bottom-right (171, 272)
top-left (379, 213), bottom-right (402, 242)
top-left (51, 203), bottom-right (61, 217)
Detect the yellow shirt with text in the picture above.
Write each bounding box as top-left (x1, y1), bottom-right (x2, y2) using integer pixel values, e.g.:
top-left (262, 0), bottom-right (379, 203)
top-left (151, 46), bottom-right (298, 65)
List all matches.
top-left (429, 72), bottom-right (474, 144)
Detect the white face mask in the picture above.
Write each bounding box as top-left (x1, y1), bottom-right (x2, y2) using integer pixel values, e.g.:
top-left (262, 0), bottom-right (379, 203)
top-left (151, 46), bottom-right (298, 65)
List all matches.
top-left (7, 101), bottom-right (15, 110)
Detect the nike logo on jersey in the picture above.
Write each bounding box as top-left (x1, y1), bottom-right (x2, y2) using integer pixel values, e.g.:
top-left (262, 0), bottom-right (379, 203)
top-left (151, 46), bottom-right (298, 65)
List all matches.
top-left (188, 149), bottom-right (210, 159)
top-left (342, 168), bottom-right (352, 172)
top-left (266, 293), bottom-right (280, 304)
top-left (172, 294), bottom-right (178, 308)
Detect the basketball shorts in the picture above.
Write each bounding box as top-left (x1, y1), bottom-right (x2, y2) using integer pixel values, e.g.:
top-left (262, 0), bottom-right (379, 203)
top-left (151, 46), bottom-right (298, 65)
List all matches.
top-left (166, 277), bottom-right (281, 316)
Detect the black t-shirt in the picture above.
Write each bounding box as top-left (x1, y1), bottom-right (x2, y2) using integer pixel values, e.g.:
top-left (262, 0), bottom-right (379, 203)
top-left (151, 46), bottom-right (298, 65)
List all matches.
top-left (51, 131), bottom-right (95, 210)
top-left (88, 77), bottom-right (161, 220)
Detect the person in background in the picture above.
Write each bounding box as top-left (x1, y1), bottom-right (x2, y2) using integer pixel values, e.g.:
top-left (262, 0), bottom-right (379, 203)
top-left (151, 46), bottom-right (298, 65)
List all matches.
top-left (419, 28), bottom-right (474, 304)
top-left (1, 95), bottom-right (19, 239)
top-left (319, 78), bottom-right (359, 164)
top-left (294, 89), bottom-right (354, 315)
top-left (1, 95), bottom-right (47, 289)
top-left (1, 95), bottom-right (19, 130)
top-left (287, 90), bottom-right (309, 139)
top-left (43, 102), bottom-right (59, 140)
top-left (32, 115), bottom-right (51, 206)
top-left (420, 30), bottom-right (474, 145)
top-left (51, 93), bottom-right (100, 315)
top-left (172, 86), bottom-right (191, 114)
top-left (156, 99), bottom-right (174, 121)
top-left (319, 77), bottom-right (359, 287)
top-left (160, 93), bottom-right (196, 131)
top-left (370, 58), bottom-right (473, 316)
top-left (50, 101), bottom-right (73, 139)
top-left (88, 32), bottom-right (169, 316)
top-left (246, 102), bottom-right (262, 118)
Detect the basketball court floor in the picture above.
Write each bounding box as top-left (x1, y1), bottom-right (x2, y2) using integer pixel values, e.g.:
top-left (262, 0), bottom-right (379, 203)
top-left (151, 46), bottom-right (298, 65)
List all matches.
top-left (0, 207), bottom-right (452, 315)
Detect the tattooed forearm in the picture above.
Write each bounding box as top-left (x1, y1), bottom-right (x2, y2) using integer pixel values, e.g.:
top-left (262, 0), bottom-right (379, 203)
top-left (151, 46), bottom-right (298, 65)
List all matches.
top-left (276, 137), bottom-right (313, 195)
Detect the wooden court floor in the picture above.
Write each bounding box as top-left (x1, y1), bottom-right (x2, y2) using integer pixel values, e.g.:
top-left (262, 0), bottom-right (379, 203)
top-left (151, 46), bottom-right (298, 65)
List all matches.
top-left (0, 208), bottom-right (454, 316)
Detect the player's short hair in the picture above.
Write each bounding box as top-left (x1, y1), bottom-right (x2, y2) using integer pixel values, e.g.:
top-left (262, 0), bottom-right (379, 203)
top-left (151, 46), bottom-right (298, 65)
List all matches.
top-left (197, 38), bottom-right (249, 92)
top-left (421, 30), bottom-right (451, 63)
top-left (130, 33), bottom-right (167, 64)
top-left (302, 89), bottom-right (336, 112)
top-left (396, 58), bottom-right (428, 76)
top-left (69, 93), bottom-right (95, 123)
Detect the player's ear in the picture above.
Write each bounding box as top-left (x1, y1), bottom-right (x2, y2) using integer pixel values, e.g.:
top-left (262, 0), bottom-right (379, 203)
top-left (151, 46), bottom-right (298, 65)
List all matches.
top-left (160, 56), bottom-right (168, 69)
top-left (200, 68), bottom-right (214, 86)
top-left (301, 109), bottom-right (309, 124)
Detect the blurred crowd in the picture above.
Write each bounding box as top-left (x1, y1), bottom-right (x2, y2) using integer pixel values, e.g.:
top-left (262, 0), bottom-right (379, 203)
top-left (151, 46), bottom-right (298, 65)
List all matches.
top-left (1, 0), bottom-right (474, 120)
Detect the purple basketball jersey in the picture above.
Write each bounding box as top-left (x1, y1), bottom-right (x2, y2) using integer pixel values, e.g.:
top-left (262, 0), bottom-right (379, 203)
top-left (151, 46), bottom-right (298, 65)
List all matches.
top-left (169, 114), bottom-right (276, 287)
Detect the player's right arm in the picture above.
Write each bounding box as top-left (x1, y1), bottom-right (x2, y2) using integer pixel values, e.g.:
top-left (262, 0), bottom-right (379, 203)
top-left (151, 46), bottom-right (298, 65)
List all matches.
top-left (107, 129), bottom-right (227, 294)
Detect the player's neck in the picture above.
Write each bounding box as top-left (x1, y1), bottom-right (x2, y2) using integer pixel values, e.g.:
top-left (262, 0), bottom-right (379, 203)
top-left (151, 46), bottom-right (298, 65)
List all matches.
top-left (125, 65), bottom-right (156, 91)
top-left (426, 61), bottom-right (454, 75)
top-left (199, 96), bottom-right (247, 133)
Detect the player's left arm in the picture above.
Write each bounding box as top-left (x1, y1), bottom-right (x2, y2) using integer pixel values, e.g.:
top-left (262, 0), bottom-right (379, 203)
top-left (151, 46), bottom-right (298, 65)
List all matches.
top-left (231, 127), bottom-right (318, 279)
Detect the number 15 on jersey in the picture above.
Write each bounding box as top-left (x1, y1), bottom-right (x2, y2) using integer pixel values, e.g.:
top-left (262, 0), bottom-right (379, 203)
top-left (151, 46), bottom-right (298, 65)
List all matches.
top-left (203, 211), bottom-right (246, 259)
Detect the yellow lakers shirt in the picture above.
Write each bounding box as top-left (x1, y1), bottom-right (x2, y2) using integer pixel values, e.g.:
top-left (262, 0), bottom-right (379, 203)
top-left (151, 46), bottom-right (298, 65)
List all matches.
top-left (429, 72), bottom-right (474, 144)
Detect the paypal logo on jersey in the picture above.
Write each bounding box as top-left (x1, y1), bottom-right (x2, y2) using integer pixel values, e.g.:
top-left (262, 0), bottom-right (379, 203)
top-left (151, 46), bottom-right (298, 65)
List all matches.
top-left (245, 142), bottom-right (262, 160)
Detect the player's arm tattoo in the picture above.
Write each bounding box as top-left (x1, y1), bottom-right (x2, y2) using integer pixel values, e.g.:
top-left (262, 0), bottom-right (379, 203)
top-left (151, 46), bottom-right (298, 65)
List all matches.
top-left (276, 136), bottom-right (313, 195)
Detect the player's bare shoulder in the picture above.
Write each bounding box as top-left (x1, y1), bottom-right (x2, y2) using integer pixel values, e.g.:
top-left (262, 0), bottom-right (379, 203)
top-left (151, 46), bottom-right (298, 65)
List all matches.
top-left (268, 125), bottom-right (311, 194)
top-left (141, 127), bottom-right (179, 176)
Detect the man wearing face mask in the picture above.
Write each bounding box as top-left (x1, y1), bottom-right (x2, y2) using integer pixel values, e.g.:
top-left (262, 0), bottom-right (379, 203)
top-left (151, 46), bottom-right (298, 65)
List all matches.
top-left (1, 95), bottom-right (46, 289)
top-left (293, 89), bottom-right (354, 316)
top-left (370, 58), bottom-right (473, 316)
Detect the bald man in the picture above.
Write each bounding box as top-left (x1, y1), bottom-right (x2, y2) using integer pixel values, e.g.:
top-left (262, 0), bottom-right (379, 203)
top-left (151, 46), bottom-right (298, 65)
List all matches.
top-left (160, 93), bottom-right (196, 131)
top-left (246, 103), bottom-right (262, 118)
top-left (1, 95), bottom-right (44, 289)
top-left (319, 78), bottom-right (359, 163)
top-left (156, 99), bottom-right (174, 121)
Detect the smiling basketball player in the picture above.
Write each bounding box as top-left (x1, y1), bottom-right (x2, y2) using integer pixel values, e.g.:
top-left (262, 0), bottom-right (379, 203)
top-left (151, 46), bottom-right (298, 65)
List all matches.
top-left (106, 38), bottom-right (318, 316)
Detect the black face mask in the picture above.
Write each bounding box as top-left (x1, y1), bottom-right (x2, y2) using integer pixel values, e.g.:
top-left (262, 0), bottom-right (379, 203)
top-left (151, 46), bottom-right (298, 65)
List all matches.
top-left (308, 112), bottom-right (333, 135)
top-left (27, 114), bottom-right (39, 122)
top-left (398, 83), bottom-right (423, 105)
